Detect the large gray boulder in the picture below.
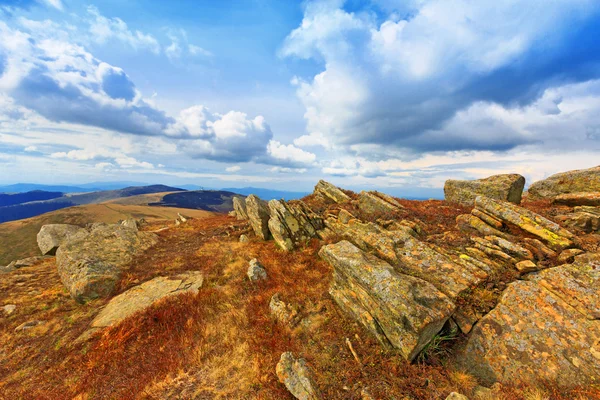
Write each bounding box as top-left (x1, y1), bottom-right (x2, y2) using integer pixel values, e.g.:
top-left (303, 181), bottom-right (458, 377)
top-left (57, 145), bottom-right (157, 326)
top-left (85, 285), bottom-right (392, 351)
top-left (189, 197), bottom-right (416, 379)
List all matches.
top-left (245, 194), bottom-right (271, 240)
top-left (444, 174), bottom-right (525, 206)
top-left (319, 240), bottom-right (455, 361)
top-left (528, 165), bottom-right (600, 200)
top-left (37, 224), bottom-right (87, 255)
top-left (56, 224), bottom-right (158, 303)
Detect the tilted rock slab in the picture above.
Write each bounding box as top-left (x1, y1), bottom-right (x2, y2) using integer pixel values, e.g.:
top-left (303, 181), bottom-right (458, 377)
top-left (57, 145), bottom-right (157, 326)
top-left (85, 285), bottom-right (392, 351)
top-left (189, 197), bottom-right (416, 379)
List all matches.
top-left (463, 253), bottom-right (600, 387)
top-left (80, 272), bottom-right (203, 340)
top-left (528, 165), bottom-right (600, 200)
top-left (358, 191), bottom-right (404, 214)
top-left (232, 196), bottom-right (248, 220)
top-left (445, 174), bottom-right (525, 206)
top-left (276, 352), bottom-right (321, 400)
top-left (557, 208), bottom-right (600, 233)
top-left (320, 241), bottom-right (456, 361)
top-left (56, 224), bottom-right (158, 303)
top-left (314, 179), bottom-right (350, 203)
top-left (456, 214), bottom-right (512, 240)
top-left (553, 192), bottom-right (600, 207)
top-left (245, 194), bottom-right (271, 240)
top-left (37, 224), bottom-right (87, 255)
top-left (268, 199), bottom-right (324, 251)
top-left (475, 196), bottom-right (575, 251)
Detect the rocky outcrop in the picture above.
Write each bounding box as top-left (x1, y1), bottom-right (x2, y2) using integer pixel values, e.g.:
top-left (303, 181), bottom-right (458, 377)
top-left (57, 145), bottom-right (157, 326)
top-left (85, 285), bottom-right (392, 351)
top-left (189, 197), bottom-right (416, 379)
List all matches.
top-left (247, 258), bottom-right (267, 282)
top-left (268, 199), bottom-right (324, 251)
top-left (463, 253), bottom-right (600, 387)
top-left (232, 196), bottom-right (248, 220)
top-left (314, 180), bottom-right (350, 203)
top-left (320, 241), bottom-right (455, 361)
top-left (80, 272), bottom-right (203, 340)
top-left (56, 224), bottom-right (158, 303)
top-left (528, 165), bottom-right (600, 200)
top-left (276, 352), bottom-right (321, 400)
top-left (121, 219), bottom-right (139, 231)
top-left (37, 224), bottom-right (87, 255)
top-left (556, 206), bottom-right (600, 233)
top-left (358, 191), bottom-right (403, 214)
top-left (553, 192), bottom-right (600, 206)
top-left (245, 194), bottom-right (271, 240)
top-left (444, 174), bottom-right (525, 206)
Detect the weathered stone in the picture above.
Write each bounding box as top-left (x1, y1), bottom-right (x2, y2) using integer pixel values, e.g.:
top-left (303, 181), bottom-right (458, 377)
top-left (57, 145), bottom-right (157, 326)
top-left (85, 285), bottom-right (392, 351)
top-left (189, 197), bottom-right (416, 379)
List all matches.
top-left (472, 208), bottom-right (504, 230)
top-left (445, 174), bottom-right (525, 206)
top-left (56, 224), bottom-right (158, 303)
top-left (528, 165), bottom-right (600, 200)
top-left (522, 238), bottom-right (557, 260)
top-left (245, 194), bottom-right (271, 240)
top-left (7, 256), bottom-right (51, 269)
top-left (557, 248), bottom-right (585, 264)
top-left (177, 213), bottom-right (190, 223)
top-left (475, 196), bottom-right (575, 250)
top-left (276, 352), bottom-right (321, 400)
top-left (268, 199), bottom-right (323, 251)
top-left (270, 294), bottom-right (300, 326)
top-left (484, 235), bottom-right (533, 260)
top-left (37, 224), bottom-right (87, 255)
top-left (2, 304), bottom-right (16, 315)
top-left (358, 191), bottom-right (403, 215)
top-left (553, 192), bottom-right (600, 207)
top-left (80, 272), bottom-right (203, 340)
top-left (463, 253), bottom-right (600, 387)
top-left (456, 214), bottom-right (511, 240)
top-left (121, 219), bottom-right (138, 231)
top-left (314, 180), bottom-right (350, 204)
top-left (338, 209), bottom-right (355, 224)
top-left (319, 241), bottom-right (455, 361)
top-left (471, 237), bottom-right (515, 264)
top-left (232, 196), bottom-right (248, 220)
top-left (14, 320), bottom-right (43, 332)
top-left (239, 234), bottom-right (249, 243)
top-left (515, 260), bottom-right (538, 274)
top-left (445, 393), bottom-right (469, 400)
top-left (557, 211), bottom-right (600, 233)
top-left (247, 258), bottom-right (267, 282)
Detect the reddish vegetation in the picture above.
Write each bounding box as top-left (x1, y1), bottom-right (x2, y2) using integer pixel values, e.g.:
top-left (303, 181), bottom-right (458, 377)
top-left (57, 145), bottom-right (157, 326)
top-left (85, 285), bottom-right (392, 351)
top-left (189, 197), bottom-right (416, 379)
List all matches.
top-left (1, 198), bottom-right (599, 399)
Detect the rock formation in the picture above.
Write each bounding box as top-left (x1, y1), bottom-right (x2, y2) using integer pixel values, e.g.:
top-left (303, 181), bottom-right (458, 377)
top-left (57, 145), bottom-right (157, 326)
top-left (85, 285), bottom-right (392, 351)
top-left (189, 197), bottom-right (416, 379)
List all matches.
top-left (358, 190), bottom-right (404, 214)
top-left (245, 194), bottom-right (271, 240)
top-left (553, 192), bottom-right (600, 206)
top-left (527, 165), bottom-right (600, 200)
top-left (247, 258), bottom-right (267, 282)
top-left (444, 174), bottom-right (525, 206)
top-left (268, 199), bottom-right (324, 251)
top-left (37, 224), bottom-right (87, 255)
top-left (276, 352), bottom-right (321, 400)
top-left (314, 180), bottom-right (350, 203)
top-left (232, 196), bottom-right (248, 220)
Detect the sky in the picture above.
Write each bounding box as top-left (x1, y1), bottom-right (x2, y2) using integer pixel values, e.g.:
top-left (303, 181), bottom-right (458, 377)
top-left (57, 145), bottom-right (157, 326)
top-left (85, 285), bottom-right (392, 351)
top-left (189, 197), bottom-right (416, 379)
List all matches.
top-left (0, 0), bottom-right (600, 195)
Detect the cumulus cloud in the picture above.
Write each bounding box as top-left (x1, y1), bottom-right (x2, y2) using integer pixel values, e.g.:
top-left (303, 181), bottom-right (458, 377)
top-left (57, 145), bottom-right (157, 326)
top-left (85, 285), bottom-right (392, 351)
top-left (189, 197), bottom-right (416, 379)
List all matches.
top-left (283, 0), bottom-right (600, 154)
top-left (164, 29), bottom-right (212, 62)
top-left (266, 140), bottom-right (317, 166)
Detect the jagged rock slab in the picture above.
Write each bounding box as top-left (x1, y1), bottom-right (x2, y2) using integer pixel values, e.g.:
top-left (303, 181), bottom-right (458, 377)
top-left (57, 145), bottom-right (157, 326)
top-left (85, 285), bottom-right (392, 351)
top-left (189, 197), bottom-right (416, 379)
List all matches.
top-left (121, 219), bottom-right (139, 231)
top-left (268, 199), bottom-right (323, 251)
top-left (463, 253), bottom-right (600, 387)
top-left (314, 180), bottom-right (350, 203)
top-left (37, 224), bottom-right (87, 255)
top-left (232, 196), bottom-right (248, 220)
top-left (556, 209), bottom-right (600, 233)
top-left (358, 191), bottom-right (403, 214)
top-left (528, 165), bottom-right (600, 200)
top-left (320, 241), bottom-right (456, 361)
top-left (56, 224), bottom-right (158, 303)
top-left (276, 352), bottom-right (321, 400)
top-left (456, 214), bottom-right (511, 239)
top-left (553, 192), bottom-right (600, 207)
top-left (245, 194), bottom-right (271, 240)
top-left (247, 258), bottom-right (267, 282)
top-left (475, 196), bottom-right (575, 251)
top-left (80, 272), bottom-right (203, 340)
top-left (445, 174), bottom-right (525, 206)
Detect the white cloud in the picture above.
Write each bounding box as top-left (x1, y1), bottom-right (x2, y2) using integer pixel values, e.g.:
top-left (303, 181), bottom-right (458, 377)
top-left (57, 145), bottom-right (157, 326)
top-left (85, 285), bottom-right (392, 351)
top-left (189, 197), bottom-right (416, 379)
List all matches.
top-left (41, 0), bottom-right (63, 11)
top-left (226, 165), bottom-right (241, 173)
top-left (267, 140), bottom-right (316, 165)
top-left (24, 145), bottom-right (37, 152)
top-left (293, 131), bottom-right (332, 149)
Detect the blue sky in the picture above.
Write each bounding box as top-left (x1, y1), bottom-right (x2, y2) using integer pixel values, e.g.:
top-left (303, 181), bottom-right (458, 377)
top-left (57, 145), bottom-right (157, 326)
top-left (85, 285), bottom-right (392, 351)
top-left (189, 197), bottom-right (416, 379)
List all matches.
top-left (0, 0), bottom-right (600, 194)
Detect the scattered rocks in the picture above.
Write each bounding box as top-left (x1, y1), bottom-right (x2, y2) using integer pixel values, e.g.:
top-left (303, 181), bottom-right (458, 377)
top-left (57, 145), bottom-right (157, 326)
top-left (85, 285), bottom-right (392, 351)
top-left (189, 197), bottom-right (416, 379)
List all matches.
top-left (528, 165), bottom-right (600, 200)
top-left (37, 224), bottom-right (87, 255)
top-left (314, 180), bottom-right (350, 204)
top-left (56, 223), bottom-right (158, 303)
top-left (444, 174), bottom-right (525, 206)
top-left (358, 190), bottom-right (404, 214)
top-left (247, 258), bottom-right (267, 282)
top-left (245, 194), bottom-right (271, 240)
top-left (80, 272), bottom-right (203, 340)
top-left (268, 199), bottom-right (323, 251)
top-left (320, 240), bottom-right (455, 361)
top-left (2, 304), bottom-right (16, 315)
top-left (276, 352), bottom-right (321, 400)
top-left (232, 196), bottom-right (248, 220)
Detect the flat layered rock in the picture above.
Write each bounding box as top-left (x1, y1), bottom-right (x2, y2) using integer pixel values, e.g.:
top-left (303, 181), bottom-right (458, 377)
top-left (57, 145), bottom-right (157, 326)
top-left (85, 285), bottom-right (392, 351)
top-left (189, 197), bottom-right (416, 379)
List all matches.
top-left (444, 174), bottom-right (525, 206)
top-left (314, 180), bottom-right (350, 204)
top-left (56, 224), bottom-right (158, 303)
top-left (358, 191), bottom-right (403, 215)
top-left (553, 192), bottom-right (600, 207)
top-left (320, 241), bottom-right (455, 361)
top-left (268, 199), bottom-right (323, 251)
top-left (232, 196), bottom-right (248, 220)
top-left (463, 253), bottom-right (600, 387)
top-left (37, 224), bottom-right (87, 255)
top-left (528, 165), bottom-right (600, 200)
top-left (276, 352), bottom-right (321, 400)
top-left (245, 194), bottom-right (271, 240)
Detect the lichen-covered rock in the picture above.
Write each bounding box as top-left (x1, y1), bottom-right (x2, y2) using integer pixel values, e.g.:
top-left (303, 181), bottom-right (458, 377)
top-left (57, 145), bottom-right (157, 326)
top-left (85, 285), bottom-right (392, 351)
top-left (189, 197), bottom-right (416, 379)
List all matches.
top-left (80, 272), bottom-right (203, 340)
top-left (556, 208), bottom-right (600, 233)
top-left (268, 199), bottom-right (323, 251)
top-left (6, 256), bottom-right (51, 270)
top-left (557, 248), bottom-right (585, 264)
top-left (276, 352), bottom-right (321, 400)
top-left (269, 294), bottom-right (300, 326)
top-left (121, 219), bottom-right (139, 231)
top-left (232, 196), bottom-right (248, 220)
top-left (553, 192), bottom-right (600, 207)
top-left (475, 196), bottom-right (575, 251)
top-left (56, 224), bottom-right (158, 303)
top-left (358, 191), bottom-right (403, 214)
top-left (314, 180), bottom-right (350, 203)
top-left (445, 393), bottom-right (469, 400)
top-left (319, 241), bottom-right (456, 360)
top-left (445, 174), bottom-right (525, 206)
top-left (528, 165), bottom-right (600, 200)
top-left (456, 214), bottom-right (511, 240)
top-left (245, 194), bottom-right (271, 240)
top-left (37, 224), bottom-right (87, 255)
top-left (247, 258), bottom-right (267, 282)
top-left (463, 253), bottom-right (600, 387)
top-left (515, 260), bottom-right (538, 274)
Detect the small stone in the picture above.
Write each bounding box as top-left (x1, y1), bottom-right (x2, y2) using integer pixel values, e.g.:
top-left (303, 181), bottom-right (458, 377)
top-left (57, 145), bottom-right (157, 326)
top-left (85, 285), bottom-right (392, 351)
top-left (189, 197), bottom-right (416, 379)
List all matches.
top-left (557, 248), bottom-right (585, 264)
top-left (445, 393), bottom-right (469, 400)
top-left (515, 260), bottom-right (539, 274)
top-left (15, 320), bottom-right (43, 332)
top-left (3, 304), bottom-right (16, 315)
top-left (276, 352), bottom-right (321, 400)
top-left (247, 258), bottom-right (267, 282)
top-left (239, 234), bottom-right (249, 243)
top-left (121, 219), bottom-right (139, 231)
